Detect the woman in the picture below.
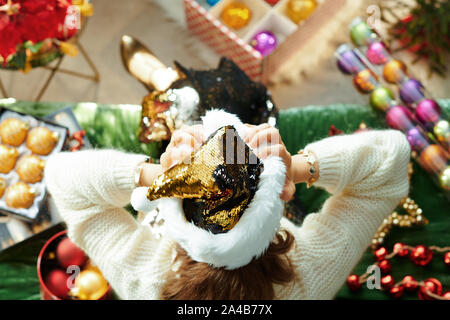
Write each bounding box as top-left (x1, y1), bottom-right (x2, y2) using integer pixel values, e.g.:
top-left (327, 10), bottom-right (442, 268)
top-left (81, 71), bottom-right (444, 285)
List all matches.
top-left (44, 114), bottom-right (410, 300)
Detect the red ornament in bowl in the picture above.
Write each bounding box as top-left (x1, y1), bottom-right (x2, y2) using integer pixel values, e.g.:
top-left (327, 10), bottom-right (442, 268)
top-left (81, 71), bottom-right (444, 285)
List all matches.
top-left (44, 269), bottom-right (71, 299)
top-left (56, 237), bottom-right (87, 269)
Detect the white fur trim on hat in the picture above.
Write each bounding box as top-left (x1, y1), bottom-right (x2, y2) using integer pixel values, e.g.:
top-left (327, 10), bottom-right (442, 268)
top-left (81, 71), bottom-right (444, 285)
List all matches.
top-left (131, 109), bottom-right (285, 269)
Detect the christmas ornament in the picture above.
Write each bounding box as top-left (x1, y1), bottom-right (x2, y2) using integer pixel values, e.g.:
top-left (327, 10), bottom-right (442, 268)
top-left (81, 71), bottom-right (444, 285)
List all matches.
top-left (378, 259), bottom-right (392, 274)
top-left (410, 245), bottom-right (433, 266)
top-left (221, 2), bottom-right (251, 30)
top-left (250, 31), bottom-right (277, 57)
top-left (418, 278), bottom-right (442, 300)
top-left (444, 252), bottom-right (450, 266)
top-left (286, 0), bottom-right (317, 24)
top-left (399, 79), bottom-right (425, 104)
top-left (366, 42), bottom-right (389, 65)
top-left (146, 126), bottom-right (262, 233)
top-left (407, 127), bottom-right (428, 152)
top-left (402, 275), bottom-right (418, 292)
top-left (349, 18), bottom-right (376, 46)
top-left (56, 237), bottom-right (88, 269)
top-left (336, 49), bottom-right (361, 75)
top-left (0, 144), bottom-right (19, 173)
top-left (16, 155), bottom-right (46, 184)
top-left (443, 292), bottom-right (450, 300)
top-left (353, 69), bottom-right (377, 93)
top-left (264, 0), bottom-right (280, 5)
top-left (44, 269), bottom-right (70, 299)
top-left (433, 120), bottom-right (450, 144)
top-left (415, 99), bottom-right (441, 130)
top-left (206, 0), bottom-right (220, 6)
top-left (0, 177), bottom-right (5, 198)
top-left (440, 166), bottom-right (450, 190)
top-left (385, 105), bottom-right (414, 131)
top-left (381, 275), bottom-right (395, 289)
top-left (0, 118), bottom-right (29, 146)
top-left (71, 269), bottom-right (109, 300)
top-left (369, 87), bottom-right (395, 111)
top-left (389, 285), bottom-right (404, 298)
top-left (26, 127), bottom-right (59, 155)
top-left (393, 243), bottom-right (410, 257)
top-left (5, 181), bottom-right (36, 209)
top-left (348, 243), bottom-right (450, 300)
top-left (383, 60), bottom-right (407, 84)
top-left (419, 145), bottom-right (447, 173)
top-left (346, 274), bottom-right (361, 291)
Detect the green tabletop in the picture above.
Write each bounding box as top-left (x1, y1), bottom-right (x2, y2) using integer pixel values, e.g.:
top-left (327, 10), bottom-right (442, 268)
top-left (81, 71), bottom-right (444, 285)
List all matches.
top-left (0, 98), bottom-right (449, 300)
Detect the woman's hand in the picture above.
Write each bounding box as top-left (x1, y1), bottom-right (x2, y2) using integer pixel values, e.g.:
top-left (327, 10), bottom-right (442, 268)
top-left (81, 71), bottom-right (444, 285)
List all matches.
top-left (244, 124), bottom-right (295, 202)
top-left (160, 124), bottom-right (204, 171)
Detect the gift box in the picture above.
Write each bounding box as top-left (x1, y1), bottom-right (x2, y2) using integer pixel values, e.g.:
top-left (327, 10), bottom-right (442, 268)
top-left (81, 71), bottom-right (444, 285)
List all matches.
top-left (184, 0), bottom-right (359, 84)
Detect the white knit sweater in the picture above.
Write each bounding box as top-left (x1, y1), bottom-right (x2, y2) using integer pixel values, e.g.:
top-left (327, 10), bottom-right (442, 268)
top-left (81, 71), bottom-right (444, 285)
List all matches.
top-left (44, 129), bottom-right (410, 300)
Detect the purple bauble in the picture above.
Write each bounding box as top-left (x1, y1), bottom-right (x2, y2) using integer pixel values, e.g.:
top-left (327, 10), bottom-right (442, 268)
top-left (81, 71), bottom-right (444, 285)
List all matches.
top-left (336, 50), bottom-right (360, 74)
top-left (415, 99), bottom-right (441, 128)
top-left (250, 31), bottom-right (277, 57)
top-left (366, 42), bottom-right (389, 65)
top-left (399, 79), bottom-right (425, 104)
top-left (407, 127), bottom-right (428, 152)
top-left (386, 105), bottom-right (415, 131)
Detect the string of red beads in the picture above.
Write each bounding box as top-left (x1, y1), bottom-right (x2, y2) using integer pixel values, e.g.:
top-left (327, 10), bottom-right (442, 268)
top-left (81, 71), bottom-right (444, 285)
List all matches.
top-left (347, 243), bottom-right (450, 300)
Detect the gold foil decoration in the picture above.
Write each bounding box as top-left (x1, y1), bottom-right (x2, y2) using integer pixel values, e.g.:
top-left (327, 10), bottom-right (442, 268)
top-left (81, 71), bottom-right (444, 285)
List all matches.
top-left (0, 178), bottom-right (5, 198)
top-left (26, 127), bottom-right (59, 155)
top-left (0, 118), bottom-right (29, 146)
top-left (0, 144), bottom-right (19, 173)
top-left (5, 181), bottom-right (36, 209)
top-left (147, 126), bottom-right (263, 233)
top-left (16, 155), bottom-right (46, 184)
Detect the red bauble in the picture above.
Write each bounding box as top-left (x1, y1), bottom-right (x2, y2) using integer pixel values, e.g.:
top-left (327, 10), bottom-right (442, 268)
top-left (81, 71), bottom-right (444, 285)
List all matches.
top-left (393, 242), bottom-right (409, 257)
top-left (402, 275), bottom-right (418, 292)
top-left (381, 275), bottom-right (395, 289)
top-left (44, 269), bottom-right (70, 299)
top-left (442, 292), bottom-right (450, 300)
top-left (56, 237), bottom-right (87, 269)
top-left (378, 259), bottom-right (392, 274)
top-left (389, 285), bottom-right (404, 299)
top-left (410, 245), bottom-right (433, 266)
top-left (418, 278), bottom-right (443, 300)
top-left (444, 252), bottom-right (450, 267)
top-left (374, 247), bottom-right (388, 261)
top-left (347, 274), bottom-right (362, 292)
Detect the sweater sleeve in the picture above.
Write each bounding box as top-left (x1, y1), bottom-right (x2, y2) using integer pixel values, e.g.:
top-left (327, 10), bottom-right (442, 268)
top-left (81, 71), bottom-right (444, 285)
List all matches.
top-left (44, 150), bottom-right (168, 299)
top-left (283, 130), bottom-right (410, 299)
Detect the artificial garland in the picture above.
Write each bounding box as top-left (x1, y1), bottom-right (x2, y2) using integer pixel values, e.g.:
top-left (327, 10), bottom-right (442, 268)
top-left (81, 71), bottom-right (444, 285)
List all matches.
top-left (347, 243), bottom-right (450, 300)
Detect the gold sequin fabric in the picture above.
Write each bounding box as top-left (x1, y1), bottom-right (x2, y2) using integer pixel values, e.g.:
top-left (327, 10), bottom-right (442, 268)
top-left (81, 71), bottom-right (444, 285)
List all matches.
top-left (147, 126), bottom-right (263, 234)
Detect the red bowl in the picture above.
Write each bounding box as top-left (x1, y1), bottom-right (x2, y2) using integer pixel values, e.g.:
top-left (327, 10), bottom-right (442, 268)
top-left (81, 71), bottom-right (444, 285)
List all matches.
top-left (37, 230), bottom-right (112, 300)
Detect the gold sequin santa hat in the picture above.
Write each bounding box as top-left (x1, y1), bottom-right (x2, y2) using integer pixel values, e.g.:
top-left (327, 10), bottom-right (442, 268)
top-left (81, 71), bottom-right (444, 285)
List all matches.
top-left (131, 110), bottom-right (286, 269)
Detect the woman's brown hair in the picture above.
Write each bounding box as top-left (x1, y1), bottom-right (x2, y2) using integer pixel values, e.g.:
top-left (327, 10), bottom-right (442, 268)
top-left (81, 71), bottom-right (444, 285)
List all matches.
top-left (161, 229), bottom-right (296, 300)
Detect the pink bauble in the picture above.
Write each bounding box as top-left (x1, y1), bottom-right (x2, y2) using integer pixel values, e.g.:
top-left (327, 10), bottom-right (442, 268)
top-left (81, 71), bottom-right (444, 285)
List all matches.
top-left (386, 106), bottom-right (415, 131)
top-left (366, 42), bottom-right (389, 65)
top-left (415, 99), bottom-right (441, 127)
top-left (45, 269), bottom-right (70, 299)
top-left (56, 237), bottom-right (88, 269)
top-left (250, 31), bottom-right (277, 57)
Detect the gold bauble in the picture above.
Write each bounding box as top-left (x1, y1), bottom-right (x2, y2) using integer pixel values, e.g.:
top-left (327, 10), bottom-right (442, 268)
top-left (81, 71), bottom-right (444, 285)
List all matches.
top-left (0, 144), bottom-right (19, 173)
top-left (0, 118), bottom-right (29, 146)
top-left (286, 0), bottom-right (317, 24)
top-left (16, 155), bottom-right (46, 184)
top-left (26, 127), bottom-right (59, 155)
top-left (419, 145), bottom-right (448, 173)
top-left (353, 69), bottom-right (377, 93)
top-left (439, 166), bottom-right (450, 190)
top-left (5, 182), bottom-right (36, 209)
top-left (221, 2), bottom-right (251, 30)
top-left (383, 60), bottom-right (407, 84)
top-left (72, 269), bottom-right (109, 300)
top-left (0, 178), bottom-right (5, 198)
